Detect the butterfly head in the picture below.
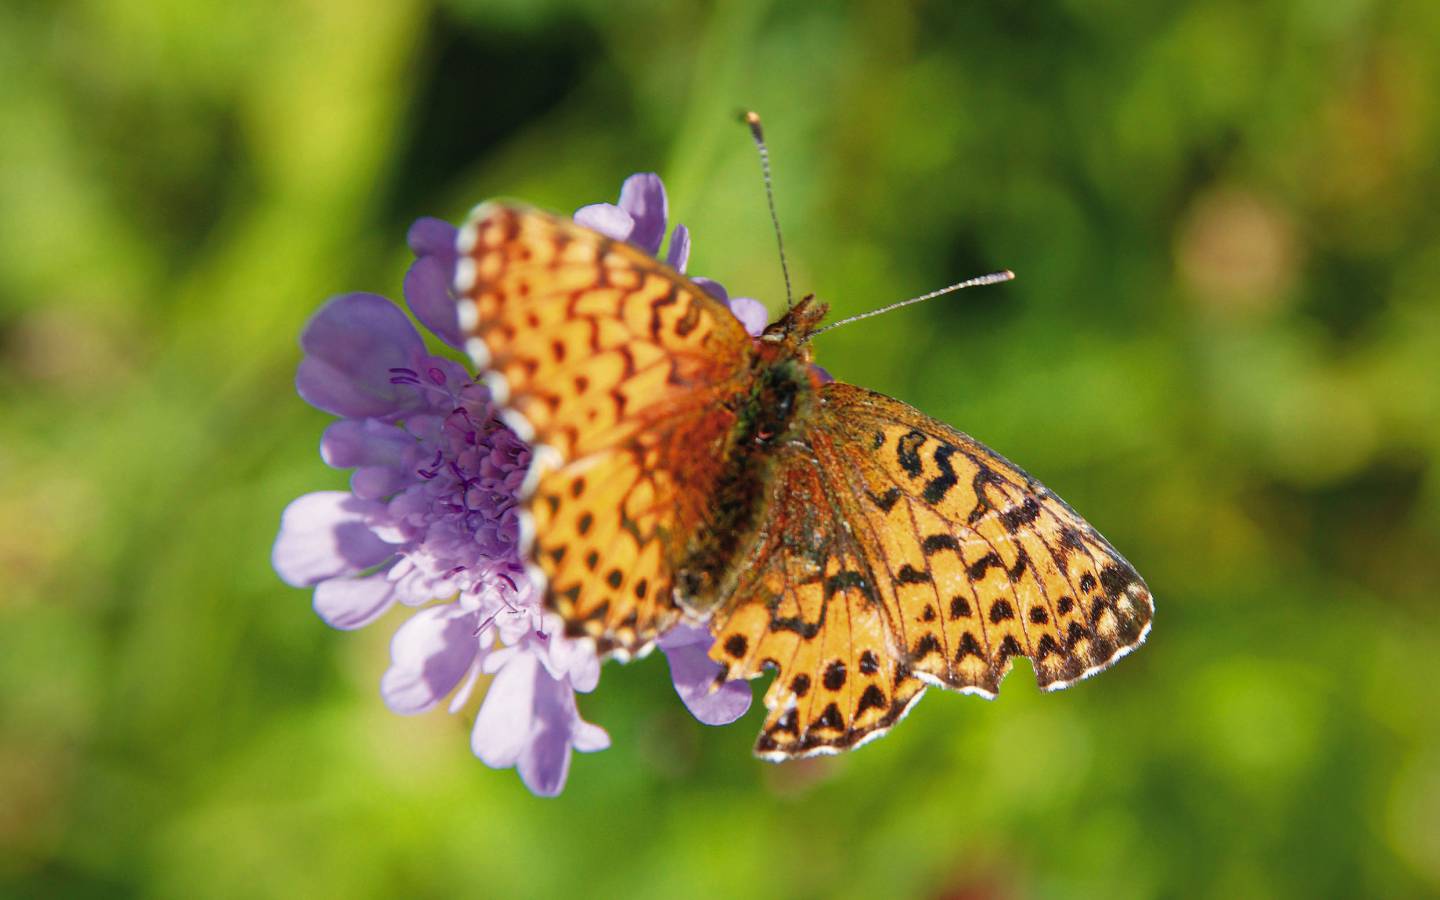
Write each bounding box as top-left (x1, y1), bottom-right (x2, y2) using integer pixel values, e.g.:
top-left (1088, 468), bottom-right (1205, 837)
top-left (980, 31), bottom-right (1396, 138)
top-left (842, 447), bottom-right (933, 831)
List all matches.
top-left (759, 294), bottom-right (829, 358)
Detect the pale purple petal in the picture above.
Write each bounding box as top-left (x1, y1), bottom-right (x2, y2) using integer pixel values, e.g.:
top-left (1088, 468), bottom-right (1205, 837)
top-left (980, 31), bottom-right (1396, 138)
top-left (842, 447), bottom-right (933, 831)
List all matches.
top-left (538, 617), bottom-right (600, 692)
top-left (571, 719), bottom-right (610, 753)
top-left (666, 224), bottom-right (691, 272)
top-left (403, 255), bottom-right (463, 349)
top-left (272, 491), bottom-right (394, 587)
top-left (472, 650), bottom-right (540, 767)
top-left (296, 293), bottom-right (428, 419)
top-left (659, 623), bottom-right (753, 726)
top-left (811, 364), bottom-right (835, 384)
top-left (617, 173), bottom-right (668, 255)
top-left (692, 277), bottom-right (727, 302)
top-left (380, 605), bottom-right (479, 713)
top-left (728, 297), bottom-right (770, 336)
top-left (518, 673), bottom-right (580, 797)
top-left (573, 203), bottom-right (634, 241)
top-left (314, 573), bottom-right (397, 630)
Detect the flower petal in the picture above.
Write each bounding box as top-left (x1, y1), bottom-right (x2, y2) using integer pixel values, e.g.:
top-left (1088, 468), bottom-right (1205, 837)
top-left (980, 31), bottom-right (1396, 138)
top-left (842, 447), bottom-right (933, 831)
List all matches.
top-left (406, 216), bottom-right (458, 263)
top-left (517, 671), bottom-right (578, 796)
top-left (403, 254), bottom-right (463, 349)
top-left (380, 604), bottom-right (479, 713)
top-left (349, 466), bottom-right (408, 500)
top-left (313, 573), bottom-right (397, 630)
top-left (665, 224), bottom-right (691, 273)
top-left (617, 173), bottom-right (668, 256)
top-left (660, 625), bottom-right (753, 726)
top-left (573, 203), bottom-right (634, 241)
top-left (692, 277), bottom-right (727, 302)
top-left (471, 650), bottom-right (539, 768)
top-left (272, 491), bottom-right (394, 587)
top-left (296, 293), bottom-right (428, 419)
top-left (571, 719), bottom-right (611, 754)
top-left (320, 419), bottom-right (413, 470)
top-left (728, 297), bottom-right (770, 337)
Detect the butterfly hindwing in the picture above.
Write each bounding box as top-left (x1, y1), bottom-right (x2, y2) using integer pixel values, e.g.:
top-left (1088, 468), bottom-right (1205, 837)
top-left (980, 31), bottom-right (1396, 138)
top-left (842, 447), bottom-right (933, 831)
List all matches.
top-left (708, 445), bottom-right (928, 759)
top-left (455, 204), bottom-right (755, 657)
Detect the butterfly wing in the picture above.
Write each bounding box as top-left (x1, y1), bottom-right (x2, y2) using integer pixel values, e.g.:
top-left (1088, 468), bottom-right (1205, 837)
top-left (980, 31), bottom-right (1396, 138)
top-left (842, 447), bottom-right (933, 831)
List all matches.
top-left (710, 381), bottom-right (1153, 759)
top-left (707, 442), bottom-right (929, 760)
top-left (455, 204), bottom-right (755, 657)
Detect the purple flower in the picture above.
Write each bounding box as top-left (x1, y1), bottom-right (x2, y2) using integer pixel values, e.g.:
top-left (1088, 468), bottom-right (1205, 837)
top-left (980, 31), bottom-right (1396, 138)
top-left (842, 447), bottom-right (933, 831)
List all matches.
top-left (274, 292), bottom-right (607, 796)
top-left (275, 174), bottom-right (755, 797)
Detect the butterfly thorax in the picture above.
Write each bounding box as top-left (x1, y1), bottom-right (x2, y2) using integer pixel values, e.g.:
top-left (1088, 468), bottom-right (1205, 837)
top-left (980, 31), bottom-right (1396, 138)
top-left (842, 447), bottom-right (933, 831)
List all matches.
top-left (672, 297), bottom-right (829, 617)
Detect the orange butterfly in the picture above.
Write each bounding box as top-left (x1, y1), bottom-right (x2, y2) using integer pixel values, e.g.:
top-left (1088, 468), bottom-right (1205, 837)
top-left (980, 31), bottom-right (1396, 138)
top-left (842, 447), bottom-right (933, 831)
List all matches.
top-left (453, 203), bottom-right (1153, 761)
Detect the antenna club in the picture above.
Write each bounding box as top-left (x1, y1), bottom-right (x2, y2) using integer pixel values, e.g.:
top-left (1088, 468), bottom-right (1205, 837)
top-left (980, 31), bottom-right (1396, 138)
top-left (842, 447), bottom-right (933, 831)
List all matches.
top-left (745, 110), bottom-right (765, 140)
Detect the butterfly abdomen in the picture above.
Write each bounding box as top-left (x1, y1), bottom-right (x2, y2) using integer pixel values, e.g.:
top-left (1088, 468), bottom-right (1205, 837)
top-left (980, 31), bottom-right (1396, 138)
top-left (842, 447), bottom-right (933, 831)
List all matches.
top-left (673, 358), bottom-right (814, 616)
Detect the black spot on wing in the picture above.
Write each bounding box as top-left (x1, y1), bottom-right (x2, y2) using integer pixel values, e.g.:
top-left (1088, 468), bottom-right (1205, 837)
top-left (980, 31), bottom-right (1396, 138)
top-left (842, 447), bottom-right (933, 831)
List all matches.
top-left (966, 552), bottom-right (1003, 580)
top-left (956, 631), bottom-right (984, 660)
top-left (812, 703), bottom-right (844, 732)
top-left (922, 534), bottom-right (960, 555)
top-left (1035, 633), bottom-right (1059, 660)
top-left (922, 444), bottom-right (959, 504)
top-left (825, 570), bottom-right (876, 603)
top-left (912, 633), bottom-right (941, 659)
top-left (1007, 548), bottom-right (1030, 582)
top-left (867, 487), bottom-right (901, 512)
top-left (1100, 563), bottom-right (1139, 599)
top-left (896, 564), bottom-right (931, 585)
top-left (856, 685), bottom-right (887, 716)
top-left (999, 497), bottom-right (1041, 533)
top-left (997, 635), bottom-right (1023, 663)
top-left (776, 709), bottom-right (800, 736)
top-left (896, 430), bottom-right (927, 477)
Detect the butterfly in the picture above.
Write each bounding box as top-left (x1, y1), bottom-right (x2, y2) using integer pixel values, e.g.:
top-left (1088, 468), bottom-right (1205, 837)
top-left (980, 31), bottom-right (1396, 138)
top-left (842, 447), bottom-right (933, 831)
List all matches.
top-left (453, 203), bottom-right (1153, 760)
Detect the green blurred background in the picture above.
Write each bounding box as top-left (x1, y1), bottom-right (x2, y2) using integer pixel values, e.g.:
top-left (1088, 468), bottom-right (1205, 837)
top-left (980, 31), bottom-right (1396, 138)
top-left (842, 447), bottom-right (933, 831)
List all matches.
top-left (3, 0), bottom-right (1438, 897)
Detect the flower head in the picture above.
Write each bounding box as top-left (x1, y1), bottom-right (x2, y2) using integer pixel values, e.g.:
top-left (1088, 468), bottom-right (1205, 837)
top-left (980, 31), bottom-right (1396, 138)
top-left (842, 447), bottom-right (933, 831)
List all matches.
top-left (275, 173), bottom-right (755, 796)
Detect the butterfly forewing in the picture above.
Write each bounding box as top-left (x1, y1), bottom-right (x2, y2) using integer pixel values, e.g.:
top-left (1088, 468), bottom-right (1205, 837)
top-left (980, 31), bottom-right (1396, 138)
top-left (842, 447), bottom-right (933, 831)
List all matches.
top-left (455, 205), bottom-right (756, 657)
top-left (811, 383), bottom-right (1153, 693)
top-left (708, 383), bottom-right (1152, 759)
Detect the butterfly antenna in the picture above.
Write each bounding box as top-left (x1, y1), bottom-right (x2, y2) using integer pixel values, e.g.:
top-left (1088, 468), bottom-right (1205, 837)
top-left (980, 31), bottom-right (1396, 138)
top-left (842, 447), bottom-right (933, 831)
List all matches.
top-left (806, 270), bottom-right (1016, 338)
top-left (744, 111), bottom-right (794, 309)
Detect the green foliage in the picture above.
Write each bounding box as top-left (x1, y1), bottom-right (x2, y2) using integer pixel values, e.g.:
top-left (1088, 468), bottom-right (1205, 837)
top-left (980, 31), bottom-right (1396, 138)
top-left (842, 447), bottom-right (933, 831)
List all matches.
top-left (2, 0), bottom-right (1438, 897)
